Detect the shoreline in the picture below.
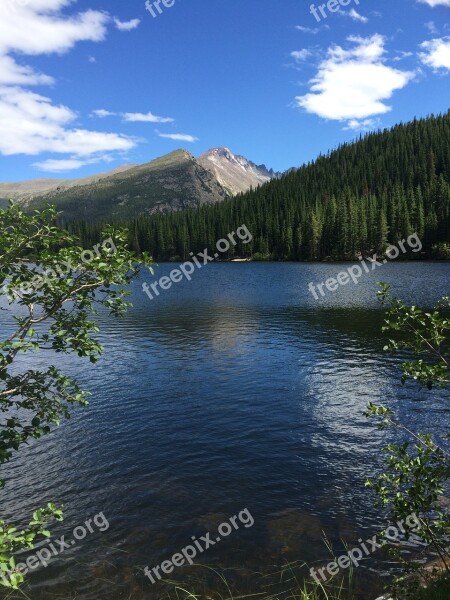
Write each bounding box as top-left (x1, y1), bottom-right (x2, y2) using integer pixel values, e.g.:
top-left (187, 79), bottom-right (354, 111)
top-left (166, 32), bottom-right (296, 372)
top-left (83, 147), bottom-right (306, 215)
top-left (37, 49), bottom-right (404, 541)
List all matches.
top-left (152, 258), bottom-right (450, 264)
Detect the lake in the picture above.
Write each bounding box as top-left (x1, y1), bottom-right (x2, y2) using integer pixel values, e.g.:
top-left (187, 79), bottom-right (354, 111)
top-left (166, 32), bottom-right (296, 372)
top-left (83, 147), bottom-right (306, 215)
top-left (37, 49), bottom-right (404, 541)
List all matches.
top-left (1, 262), bottom-right (449, 599)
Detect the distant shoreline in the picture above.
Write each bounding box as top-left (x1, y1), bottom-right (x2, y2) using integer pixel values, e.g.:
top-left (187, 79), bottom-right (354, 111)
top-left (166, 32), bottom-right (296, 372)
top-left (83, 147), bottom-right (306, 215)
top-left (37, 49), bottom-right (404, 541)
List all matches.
top-left (153, 258), bottom-right (450, 264)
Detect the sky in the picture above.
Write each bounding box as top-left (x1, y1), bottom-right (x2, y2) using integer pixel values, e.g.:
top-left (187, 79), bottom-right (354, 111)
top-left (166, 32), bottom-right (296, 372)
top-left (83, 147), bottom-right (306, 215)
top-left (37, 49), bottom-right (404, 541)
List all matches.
top-left (0, 0), bottom-right (449, 182)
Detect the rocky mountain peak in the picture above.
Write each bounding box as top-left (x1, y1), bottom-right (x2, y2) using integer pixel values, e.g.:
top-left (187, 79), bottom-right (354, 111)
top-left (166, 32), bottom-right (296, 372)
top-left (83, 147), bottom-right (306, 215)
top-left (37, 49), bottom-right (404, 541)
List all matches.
top-left (198, 147), bottom-right (280, 196)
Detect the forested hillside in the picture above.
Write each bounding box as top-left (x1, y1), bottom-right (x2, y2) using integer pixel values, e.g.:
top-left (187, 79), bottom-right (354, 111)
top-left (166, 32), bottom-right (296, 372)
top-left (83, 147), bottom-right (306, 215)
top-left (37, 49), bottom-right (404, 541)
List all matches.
top-left (11, 150), bottom-right (228, 221)
top-left (70, 113), bottom-right (450, 261)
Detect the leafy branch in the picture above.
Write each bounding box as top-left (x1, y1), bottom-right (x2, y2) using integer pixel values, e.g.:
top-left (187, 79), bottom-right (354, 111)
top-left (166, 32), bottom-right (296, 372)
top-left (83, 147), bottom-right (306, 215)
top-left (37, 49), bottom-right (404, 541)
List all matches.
top-left (0, 203), bottom-right (153, 589)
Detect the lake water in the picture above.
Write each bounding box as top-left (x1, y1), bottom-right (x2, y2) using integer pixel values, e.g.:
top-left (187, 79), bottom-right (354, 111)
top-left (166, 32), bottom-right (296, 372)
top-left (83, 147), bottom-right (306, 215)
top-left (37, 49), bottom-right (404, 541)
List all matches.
top-left (1, 262), bottom-right (449, 599)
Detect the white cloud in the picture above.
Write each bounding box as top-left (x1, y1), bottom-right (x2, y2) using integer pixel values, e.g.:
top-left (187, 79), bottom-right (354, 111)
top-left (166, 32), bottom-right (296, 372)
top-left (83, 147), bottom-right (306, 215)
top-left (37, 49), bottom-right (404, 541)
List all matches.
top-left (123, 111), bottom-right (174, 123)
top-left (425, 21), bottom-right (438, 34)
top-left (88, 55), bottom-right (96, 63)
top-left (0, 1), bottom-right (109, 57)
top-left (296, 25), bottom-right (320, 34)
top-left (33, 155), bottom-right (113, 172)
top-left (417, 0), bottom-right (450, 6)
top-left (290, 49), bottom-right (312, 62)
top-left (33, 158), bottom-right (88, 172)
top-left (295, 35), bottom-right (414, 126)
top-left (0, 0), bottom-right (138, 166)
top-left (0, 87), bottom-right (135, 156)
top-left (95, 109), bottom-right (178, 126)
top-left (114, 17), bottom-right (140, 31)
top-left (92, 109), bottom-right (116, 118)
top-left (296, 25), bottom-right (329, 34)
top-left (347, 9), bottom-right (369, 23)
top-left (45, 129), bottom-right (134, 156)
top-left (0, 56), bottom-right (54, 86)
top-left (419, 37), bottom-right (450, 69)
top-left (344, 118), bottom-right (379, 131)
top-left (157, 132), bottom-right (198, 143)
top-left (393, 51), bottom-right (414, 62)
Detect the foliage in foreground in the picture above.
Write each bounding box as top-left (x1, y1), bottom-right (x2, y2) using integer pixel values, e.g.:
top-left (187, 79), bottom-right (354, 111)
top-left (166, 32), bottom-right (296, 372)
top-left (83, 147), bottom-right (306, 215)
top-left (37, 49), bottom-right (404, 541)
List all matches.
top-left (366, 284), bottom-right (450, 598)
top-left (0, 203), bottom-right (152, 588)
top-left (157, 561), bottom-right (353, 600)
top-left (418, 575), bottom-right (450, 599)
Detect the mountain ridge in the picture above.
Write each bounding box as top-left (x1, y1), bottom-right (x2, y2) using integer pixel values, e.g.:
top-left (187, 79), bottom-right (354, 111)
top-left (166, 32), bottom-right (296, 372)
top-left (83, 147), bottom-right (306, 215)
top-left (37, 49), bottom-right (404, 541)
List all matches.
top-left (70, 112), bottom-right (450, 262)
top-left (198, 147), bottom-right (281, 196)
top-left (0, 148), bottom-right (281, 220)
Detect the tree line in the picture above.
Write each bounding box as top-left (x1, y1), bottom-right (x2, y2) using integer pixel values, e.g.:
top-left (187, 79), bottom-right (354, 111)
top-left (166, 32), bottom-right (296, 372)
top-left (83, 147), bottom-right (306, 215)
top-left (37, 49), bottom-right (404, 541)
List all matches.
top-left (68, 112), bottom-right (450, 261)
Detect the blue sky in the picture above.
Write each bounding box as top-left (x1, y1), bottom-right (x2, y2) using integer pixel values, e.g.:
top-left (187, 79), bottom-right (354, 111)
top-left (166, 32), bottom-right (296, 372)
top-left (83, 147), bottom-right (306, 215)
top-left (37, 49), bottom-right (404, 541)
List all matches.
top-left (0, 0), bottom-right (449, 181)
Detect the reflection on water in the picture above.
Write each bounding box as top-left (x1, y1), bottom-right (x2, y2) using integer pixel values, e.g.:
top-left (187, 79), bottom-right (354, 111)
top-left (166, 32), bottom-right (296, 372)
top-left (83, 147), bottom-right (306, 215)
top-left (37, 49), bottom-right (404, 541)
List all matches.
top-left (0, 263), bottom-right (449, 599)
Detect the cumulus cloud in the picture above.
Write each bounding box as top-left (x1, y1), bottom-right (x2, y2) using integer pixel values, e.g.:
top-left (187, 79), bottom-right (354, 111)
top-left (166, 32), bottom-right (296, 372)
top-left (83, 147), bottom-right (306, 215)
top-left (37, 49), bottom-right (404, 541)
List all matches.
top-left (419, 37), bottom-right (450, 69)
top-left (0, 1), bottom-right (109, 57)
top-left (157, 132), bottom-right (198, 143)
top-left (0, 56), bottom-right (54, 86)
top-left (0, 87), bottom-right (134, 157)
top-left (114, 17), bottom-right (140, 31)
top-left (295, 35), bottom-right (414, 127)
top-left (123, 111), bottom-right (174, 123)
top-left (0, 0), bottom-right (138, 170)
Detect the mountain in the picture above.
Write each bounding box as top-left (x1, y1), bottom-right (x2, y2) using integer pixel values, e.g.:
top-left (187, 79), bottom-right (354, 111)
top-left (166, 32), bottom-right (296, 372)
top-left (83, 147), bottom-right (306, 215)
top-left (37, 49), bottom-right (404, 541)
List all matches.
top-left (77, 112), bottom-right (450, 261)
top-left (198, 147), bottom-right (281, 195)
top-left (1, 150), bottom-right (226, 221)
top-left (0, 148), bottom-right (280, 221)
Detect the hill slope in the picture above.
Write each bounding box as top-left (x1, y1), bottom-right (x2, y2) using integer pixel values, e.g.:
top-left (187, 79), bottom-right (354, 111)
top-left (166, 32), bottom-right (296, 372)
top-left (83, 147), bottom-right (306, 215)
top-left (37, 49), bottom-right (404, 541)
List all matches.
top-left (76, 112), bottom-right (450, 261)
top-left (0, 164), bottom-right (138, 205)
top-left (3, 151), bottom-right (227, 221)
top-left (0, 148), bottom-right (279, 221)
